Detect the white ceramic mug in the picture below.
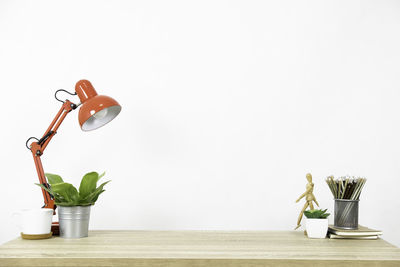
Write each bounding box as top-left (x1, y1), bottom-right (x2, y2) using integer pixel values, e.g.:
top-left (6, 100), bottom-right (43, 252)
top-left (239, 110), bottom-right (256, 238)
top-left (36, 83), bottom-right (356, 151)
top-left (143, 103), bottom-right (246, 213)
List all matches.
top-left (13, 208), bottom-right (53, 235)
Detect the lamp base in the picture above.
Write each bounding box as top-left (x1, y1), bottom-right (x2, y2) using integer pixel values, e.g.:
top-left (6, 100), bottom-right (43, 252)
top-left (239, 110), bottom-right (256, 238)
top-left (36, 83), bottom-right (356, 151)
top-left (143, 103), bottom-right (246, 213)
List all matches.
top-left (51, 222), bottom-right (60, 236)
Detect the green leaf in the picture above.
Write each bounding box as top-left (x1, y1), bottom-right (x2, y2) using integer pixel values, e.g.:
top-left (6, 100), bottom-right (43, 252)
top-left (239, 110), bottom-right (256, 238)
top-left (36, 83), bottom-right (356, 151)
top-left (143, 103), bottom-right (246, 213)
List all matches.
top-left (35, 183), bottom-right (54, 196)
top-left (36, 183), bottom-right (67, 204)
top-left (91, 189), bottom-right (105, 203)
top-left (45, 173), bottom-right (63, 185)
top-left (55, 202), bottom-right (76, 207)
top-left (79, 180), bottom-right (110, 205)
top-left (51, 183), bottom-right (79, 205)
top-left (304, 209), bottom-right (330, 219)
top-left (79, 172), bottom-right (100, 200)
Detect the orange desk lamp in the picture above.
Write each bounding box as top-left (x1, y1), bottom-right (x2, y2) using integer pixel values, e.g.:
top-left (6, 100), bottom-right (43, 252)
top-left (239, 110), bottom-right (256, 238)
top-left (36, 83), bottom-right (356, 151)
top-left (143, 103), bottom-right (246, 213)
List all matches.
top-left (25, 80), bottom-right (121, 234)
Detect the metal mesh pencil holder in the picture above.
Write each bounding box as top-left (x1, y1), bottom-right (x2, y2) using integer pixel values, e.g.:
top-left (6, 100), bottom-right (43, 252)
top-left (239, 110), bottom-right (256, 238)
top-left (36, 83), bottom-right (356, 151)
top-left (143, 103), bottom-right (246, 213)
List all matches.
top-left (334, 199), bottom-right (359, 229)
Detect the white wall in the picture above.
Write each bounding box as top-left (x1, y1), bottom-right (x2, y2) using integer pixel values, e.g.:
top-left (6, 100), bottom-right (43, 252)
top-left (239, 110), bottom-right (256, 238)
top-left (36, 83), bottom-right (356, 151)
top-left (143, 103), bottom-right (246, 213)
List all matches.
top-left (1, 0), bottom-right (400, 246)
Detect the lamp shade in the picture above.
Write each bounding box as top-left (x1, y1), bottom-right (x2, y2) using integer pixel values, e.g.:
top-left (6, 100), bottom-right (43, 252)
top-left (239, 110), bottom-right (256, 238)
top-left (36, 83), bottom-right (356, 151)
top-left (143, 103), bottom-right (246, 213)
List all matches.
top-left (75, 80), bottom-right (121, 131)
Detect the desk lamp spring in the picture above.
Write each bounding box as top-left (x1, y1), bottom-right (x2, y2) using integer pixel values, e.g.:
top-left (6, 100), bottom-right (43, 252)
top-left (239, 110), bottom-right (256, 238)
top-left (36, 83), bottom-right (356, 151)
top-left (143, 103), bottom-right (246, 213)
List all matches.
top-left (25, 80), bottom-right (121, 234)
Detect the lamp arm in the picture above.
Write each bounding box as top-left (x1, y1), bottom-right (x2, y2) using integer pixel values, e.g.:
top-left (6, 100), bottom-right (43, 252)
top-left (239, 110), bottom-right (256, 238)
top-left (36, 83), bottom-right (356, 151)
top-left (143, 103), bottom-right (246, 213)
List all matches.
top-left (27, 100), bottom-right (77, 210)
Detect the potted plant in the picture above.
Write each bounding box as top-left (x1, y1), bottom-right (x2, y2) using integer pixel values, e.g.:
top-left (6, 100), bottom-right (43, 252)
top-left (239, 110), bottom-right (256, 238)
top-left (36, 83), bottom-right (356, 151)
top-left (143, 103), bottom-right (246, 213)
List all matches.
top-left (36, 171), bottom-right (110, 238)
top-left (304, 209), bottom-right (330, 239)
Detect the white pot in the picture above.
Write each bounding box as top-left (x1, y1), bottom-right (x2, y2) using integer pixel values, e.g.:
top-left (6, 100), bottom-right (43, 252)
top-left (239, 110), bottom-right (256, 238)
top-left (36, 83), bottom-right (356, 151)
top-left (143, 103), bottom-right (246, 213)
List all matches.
top-left (306, 218), bottom-right (328, 238)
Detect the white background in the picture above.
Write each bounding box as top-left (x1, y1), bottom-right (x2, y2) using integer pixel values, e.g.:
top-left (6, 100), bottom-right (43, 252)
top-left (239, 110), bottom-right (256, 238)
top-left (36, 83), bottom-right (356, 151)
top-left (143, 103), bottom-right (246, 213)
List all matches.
top-left (1, 0), bottom-right (399, 247)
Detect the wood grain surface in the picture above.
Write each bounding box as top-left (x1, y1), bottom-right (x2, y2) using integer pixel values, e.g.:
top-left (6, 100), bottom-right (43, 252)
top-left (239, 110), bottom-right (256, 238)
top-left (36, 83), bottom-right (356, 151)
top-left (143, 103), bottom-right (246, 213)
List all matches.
top-left (0, 230), bottom-right (399, 267)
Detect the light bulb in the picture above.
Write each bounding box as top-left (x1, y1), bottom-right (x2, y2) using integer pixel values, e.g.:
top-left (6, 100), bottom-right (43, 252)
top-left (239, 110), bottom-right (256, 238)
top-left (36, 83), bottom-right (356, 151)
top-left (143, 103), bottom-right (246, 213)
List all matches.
top-left (93, 108), bottom-right (108, 119)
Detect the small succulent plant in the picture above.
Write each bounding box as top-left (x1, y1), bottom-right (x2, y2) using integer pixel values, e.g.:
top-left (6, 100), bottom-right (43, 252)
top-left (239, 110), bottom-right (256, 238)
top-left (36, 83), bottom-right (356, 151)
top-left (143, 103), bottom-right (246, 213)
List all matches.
top-left (304, 209), bottom-right (330, 219)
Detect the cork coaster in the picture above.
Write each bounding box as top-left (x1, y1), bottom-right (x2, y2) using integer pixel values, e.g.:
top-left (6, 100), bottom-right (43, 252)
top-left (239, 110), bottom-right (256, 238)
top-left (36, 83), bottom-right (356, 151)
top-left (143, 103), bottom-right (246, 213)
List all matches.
top-left (21, 232), bottom-right (53, 240)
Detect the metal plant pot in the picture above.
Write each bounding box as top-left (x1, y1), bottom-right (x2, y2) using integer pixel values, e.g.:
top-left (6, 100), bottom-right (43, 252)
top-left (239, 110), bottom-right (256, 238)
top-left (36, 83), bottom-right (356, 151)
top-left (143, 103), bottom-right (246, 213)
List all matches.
top-left (58, 205), bottom-right (91, 238)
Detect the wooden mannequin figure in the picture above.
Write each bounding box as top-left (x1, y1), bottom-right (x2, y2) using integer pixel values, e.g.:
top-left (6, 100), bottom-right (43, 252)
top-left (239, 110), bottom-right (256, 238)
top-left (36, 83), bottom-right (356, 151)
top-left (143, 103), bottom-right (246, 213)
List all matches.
top-left (295, 173), bottom-right (319, 230)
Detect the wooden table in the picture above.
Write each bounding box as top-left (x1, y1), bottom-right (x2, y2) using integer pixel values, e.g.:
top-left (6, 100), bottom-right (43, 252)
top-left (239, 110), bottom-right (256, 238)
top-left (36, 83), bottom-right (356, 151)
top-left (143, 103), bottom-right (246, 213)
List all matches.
top-left (0, 230), bottom-right (399, 266)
